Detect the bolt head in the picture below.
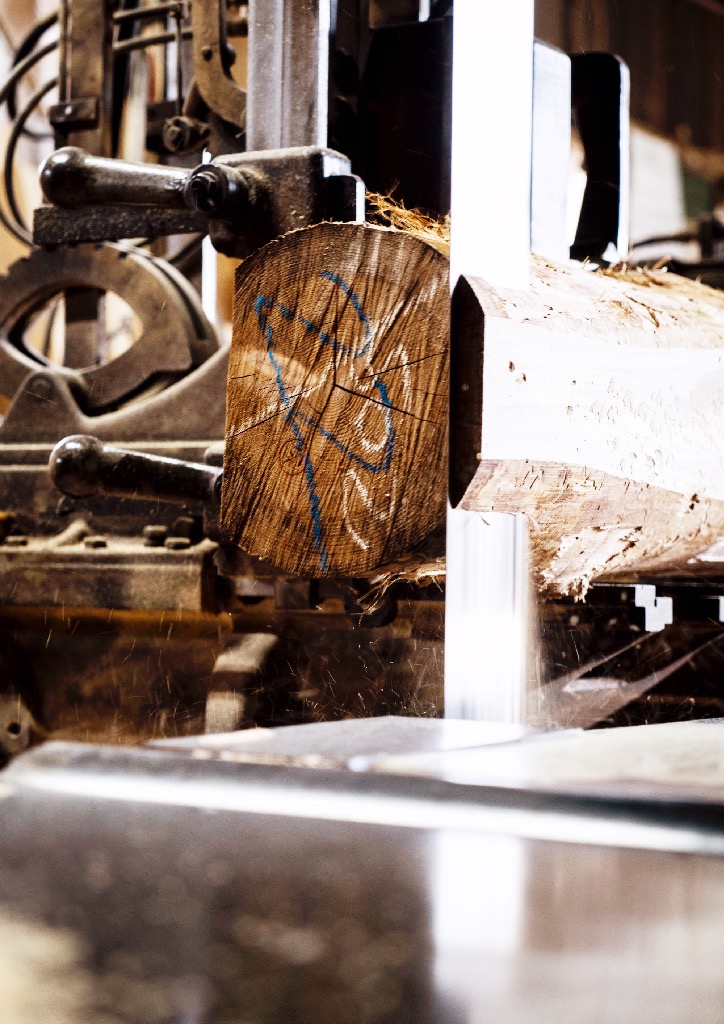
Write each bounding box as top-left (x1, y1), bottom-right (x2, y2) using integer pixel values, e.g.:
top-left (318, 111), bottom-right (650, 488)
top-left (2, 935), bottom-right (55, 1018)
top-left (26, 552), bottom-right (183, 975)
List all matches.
top-left (28, 378), bottom-right (52, 401)
top-left (143, 524), bottom-right (168, 547)
top-left (84, 535), bottom-right (108, 549)
top-left (165, 536), bottom-right (191, 551)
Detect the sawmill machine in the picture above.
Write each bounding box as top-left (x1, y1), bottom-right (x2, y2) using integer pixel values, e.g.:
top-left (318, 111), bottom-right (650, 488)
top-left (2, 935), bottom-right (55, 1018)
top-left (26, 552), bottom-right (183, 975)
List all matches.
top-left (0, 0), bottom-right (454, 758)
top-left (0, 6), bottom-right (722, 1022)
top-left (0, 0), bottom-right (723, 763)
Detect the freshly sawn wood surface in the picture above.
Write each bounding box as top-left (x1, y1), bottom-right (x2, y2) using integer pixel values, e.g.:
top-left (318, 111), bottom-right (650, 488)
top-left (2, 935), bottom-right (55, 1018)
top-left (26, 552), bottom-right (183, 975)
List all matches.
top-left (452, 258), bottom-right (724, 596)
top-left (222, 222), bottom-right (449, 577)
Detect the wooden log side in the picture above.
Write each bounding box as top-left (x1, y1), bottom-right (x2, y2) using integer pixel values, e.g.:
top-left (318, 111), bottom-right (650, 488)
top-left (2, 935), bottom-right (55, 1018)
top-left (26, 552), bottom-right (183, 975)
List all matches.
top-left (453, 258), bottom-right (724, 596)
top-left (223, 222), bottom-right (449, 577)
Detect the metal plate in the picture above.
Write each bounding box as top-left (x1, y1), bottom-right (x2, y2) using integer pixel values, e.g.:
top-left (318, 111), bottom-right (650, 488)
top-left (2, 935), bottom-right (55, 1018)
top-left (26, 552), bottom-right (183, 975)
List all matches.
top-left (1, 722), bottom-right (724, 1023)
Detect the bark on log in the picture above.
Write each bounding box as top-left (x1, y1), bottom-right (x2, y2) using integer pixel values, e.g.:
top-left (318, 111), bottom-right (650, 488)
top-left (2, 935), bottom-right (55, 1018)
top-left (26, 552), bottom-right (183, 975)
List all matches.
top-left (452, 257), bottom-right (724, 597)
top-left (222, 222), bottom-right (449, 577)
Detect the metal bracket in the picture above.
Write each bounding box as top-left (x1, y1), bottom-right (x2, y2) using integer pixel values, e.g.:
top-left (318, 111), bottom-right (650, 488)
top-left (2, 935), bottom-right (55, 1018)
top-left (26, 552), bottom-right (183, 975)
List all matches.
top-left (191, 0), bottom-right (247, 130)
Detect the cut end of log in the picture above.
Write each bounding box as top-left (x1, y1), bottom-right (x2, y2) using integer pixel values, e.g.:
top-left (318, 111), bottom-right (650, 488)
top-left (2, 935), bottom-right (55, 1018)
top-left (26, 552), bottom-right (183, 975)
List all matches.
top-left (222, 222), bottom-right (449, 577)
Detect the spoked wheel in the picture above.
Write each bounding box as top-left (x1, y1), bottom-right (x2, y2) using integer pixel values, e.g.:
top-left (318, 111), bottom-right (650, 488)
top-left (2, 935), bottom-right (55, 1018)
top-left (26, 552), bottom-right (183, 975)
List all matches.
top-left (0, 242), bottom-right (218, 414)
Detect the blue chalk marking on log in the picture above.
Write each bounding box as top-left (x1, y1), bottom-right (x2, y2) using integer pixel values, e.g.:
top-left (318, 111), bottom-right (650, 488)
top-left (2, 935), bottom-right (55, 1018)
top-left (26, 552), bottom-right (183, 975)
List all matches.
top-left (319, 270), bottom-right (371, 355)
top-left (295, 384), bottom-right (394, 473)
top-left (255, 294), bottom-right (330, 569)
top-left (274, 272), bottom-right (372, 358)
top-left (253, 271), bottom-right (394, 571)
top-left (299, 316), bottom-right (321, 335)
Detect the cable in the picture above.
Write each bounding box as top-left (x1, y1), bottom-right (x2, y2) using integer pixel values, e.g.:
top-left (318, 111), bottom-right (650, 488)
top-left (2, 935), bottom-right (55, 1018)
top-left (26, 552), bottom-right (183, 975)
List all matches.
top-left (2, 77), bottom-right (58, 246)
top-left (0, 39), bottom-right (58, 111)
top-left (6, 11), bottom-right (59, 122)
top-left (0, 41), bottom-right (60, 246)
top-left (0, 43), bottom-right (61, 247)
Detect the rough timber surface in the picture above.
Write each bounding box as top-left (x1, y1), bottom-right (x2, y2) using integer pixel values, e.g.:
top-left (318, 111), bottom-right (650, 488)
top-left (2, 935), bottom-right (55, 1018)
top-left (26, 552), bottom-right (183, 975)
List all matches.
top-left (223, 222), bottom-right (449, 577)
top-left (454, 258), bottom-right (724, 597)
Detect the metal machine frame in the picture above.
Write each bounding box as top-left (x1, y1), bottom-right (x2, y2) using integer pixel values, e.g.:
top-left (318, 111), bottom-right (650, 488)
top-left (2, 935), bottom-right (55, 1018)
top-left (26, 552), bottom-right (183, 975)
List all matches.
top-left (0, 0), bottom-right (722, 764)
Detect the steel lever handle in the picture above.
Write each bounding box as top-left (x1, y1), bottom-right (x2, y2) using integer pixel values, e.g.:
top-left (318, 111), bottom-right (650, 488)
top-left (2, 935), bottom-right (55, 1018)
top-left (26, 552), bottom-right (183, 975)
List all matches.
top-left (49, 435), bottom-right (222, 507)
top-left (40, 147), bottom-right (190, 209)
top-left (40, 146), bottom-right (256, 221)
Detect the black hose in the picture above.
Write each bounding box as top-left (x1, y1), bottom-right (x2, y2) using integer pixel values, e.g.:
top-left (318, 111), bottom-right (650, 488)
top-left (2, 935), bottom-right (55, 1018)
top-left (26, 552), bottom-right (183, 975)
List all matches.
top-left (2, 77), bottom-right (58, 245)
top-left (0, 42), bottom-right (59, 246)
top-left (0, 39), bottom-right (58, 110)
top-left (6, 11), bottom-right (59, 122)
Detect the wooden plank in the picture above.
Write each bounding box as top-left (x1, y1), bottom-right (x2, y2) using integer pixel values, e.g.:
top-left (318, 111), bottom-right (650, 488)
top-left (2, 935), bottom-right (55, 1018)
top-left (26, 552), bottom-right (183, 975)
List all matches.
top-left (453, 257), bottom-right (724, 596)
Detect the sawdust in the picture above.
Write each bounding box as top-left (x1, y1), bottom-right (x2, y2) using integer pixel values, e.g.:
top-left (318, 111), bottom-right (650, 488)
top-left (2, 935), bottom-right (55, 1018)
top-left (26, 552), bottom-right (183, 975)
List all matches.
top-left (366, 191), bottom-right (450, 256)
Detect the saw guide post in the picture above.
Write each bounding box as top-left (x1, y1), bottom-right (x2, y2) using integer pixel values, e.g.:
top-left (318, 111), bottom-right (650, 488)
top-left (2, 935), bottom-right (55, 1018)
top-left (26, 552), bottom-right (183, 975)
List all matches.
top-left (222, 221), bottom-right (449, 577)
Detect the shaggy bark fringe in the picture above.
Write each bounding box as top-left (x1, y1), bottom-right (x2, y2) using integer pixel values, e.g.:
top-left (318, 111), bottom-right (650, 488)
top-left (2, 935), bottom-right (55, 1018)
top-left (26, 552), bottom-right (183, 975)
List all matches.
top-left (366, 191), bottom-right (450, 256)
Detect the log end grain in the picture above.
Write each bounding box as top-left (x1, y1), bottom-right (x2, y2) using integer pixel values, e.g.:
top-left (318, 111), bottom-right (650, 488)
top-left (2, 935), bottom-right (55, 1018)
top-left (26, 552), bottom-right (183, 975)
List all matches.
top-left (222, 223), bottom-right (449, 577)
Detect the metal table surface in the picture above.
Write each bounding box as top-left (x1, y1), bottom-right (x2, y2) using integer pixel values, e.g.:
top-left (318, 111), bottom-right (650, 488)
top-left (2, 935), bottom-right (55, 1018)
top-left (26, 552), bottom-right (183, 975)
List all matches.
top-left (0, 717), bottom-right (723, 1024)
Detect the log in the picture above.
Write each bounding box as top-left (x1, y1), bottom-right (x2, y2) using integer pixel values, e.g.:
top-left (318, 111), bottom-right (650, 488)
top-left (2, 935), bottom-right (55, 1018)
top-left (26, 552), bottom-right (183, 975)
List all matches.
top-left (224, 222), bottom-right (724, 594)
top-left (452, 257), bottom-right (724, 596)
top-left (222, 222), bottom-right (449, 576)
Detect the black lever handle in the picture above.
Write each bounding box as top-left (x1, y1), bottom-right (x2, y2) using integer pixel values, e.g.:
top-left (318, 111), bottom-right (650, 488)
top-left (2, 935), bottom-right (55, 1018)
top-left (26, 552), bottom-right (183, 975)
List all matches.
top-left (49, 435), bottom-right (221, 508)
top-left (40, 146), bottom-right (256, 222)
top-left (40, 147), bottom-right (190, 209)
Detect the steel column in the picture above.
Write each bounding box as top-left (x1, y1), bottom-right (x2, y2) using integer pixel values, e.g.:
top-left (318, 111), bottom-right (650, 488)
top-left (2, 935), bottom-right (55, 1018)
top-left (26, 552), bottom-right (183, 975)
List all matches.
top-left (247, 0), bottom-right (331, 150)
